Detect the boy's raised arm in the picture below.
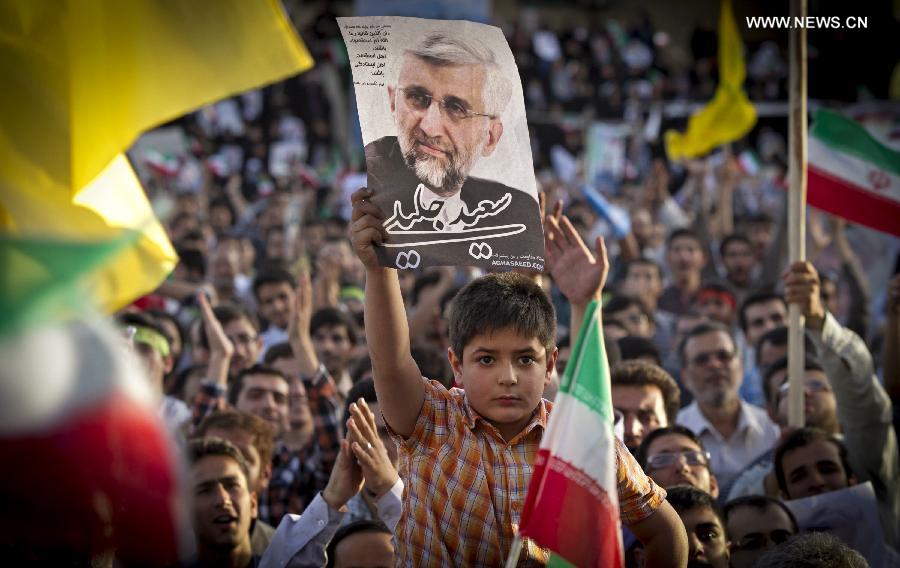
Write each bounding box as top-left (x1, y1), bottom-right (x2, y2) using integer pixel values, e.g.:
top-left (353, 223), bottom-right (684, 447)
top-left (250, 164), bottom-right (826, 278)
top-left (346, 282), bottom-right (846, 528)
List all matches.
top-left (349, 188), bottom-right (424, 438)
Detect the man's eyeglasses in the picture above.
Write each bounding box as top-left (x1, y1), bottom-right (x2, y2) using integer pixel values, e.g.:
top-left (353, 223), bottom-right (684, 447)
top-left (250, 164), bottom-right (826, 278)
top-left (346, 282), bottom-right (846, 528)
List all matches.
top-left (689, 349), bottom-right (735, 367)
top-left (399, 87), bottom-right (496, 121)
top-left (734, 529), bottom-right (793, 551)
top-left (778, 378), bottom-right (831, 398)
top-left (646, 450), bottom-right (711, 470)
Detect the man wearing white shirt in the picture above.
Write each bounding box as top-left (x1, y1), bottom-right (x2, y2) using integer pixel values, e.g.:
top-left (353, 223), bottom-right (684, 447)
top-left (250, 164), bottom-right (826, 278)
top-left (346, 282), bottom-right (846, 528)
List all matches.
top-left (676, 322), bottom-right (780, 494)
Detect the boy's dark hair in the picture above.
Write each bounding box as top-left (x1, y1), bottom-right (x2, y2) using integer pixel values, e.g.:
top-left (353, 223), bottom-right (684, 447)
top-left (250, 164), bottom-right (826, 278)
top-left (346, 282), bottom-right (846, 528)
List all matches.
top-left (611, 361), bottom-right (680, 424)
top-left (252, 268), bottom-right (296, 300)
top-left (677, 321), bottom-right (736, 366)
top-left (722, 495), bottom-right (799, 534)
top-left (666, 485), bottom-right (721, 519)
top-left (448, 273), bottom-right (556, 358)
top-left (603, 294), bottom-right (653, 321)
top-left (756, 326), bottom-right (818, 367)
top-left (187, 437), bottom-right (249, 484)
top-left (753, 531), bottom-right (867, 568)
top-left (198, 303), bottom-right (259, 351)
top-left (719, 233), bottom-right (753, 258)
top-left (325, 520), bottom-right (392, 568)
top-left (310, 307), bottom-right (358, 346)
top-left (738, 291), bottom-right (786, 333)
top-left (343, 377), bottom-right (378, 425)
top-left (635, 425), bottom-right (706, 470)
top-left (762, 355), bottom-right (827, 404)
top-left (666, 227), bottom-right (703, 249)
top-left (773, 427), bottom-right (853, 496)
top-left (263, 342), bottom-right (294, 365)
top-left (195, 410), bottom-right (275, 468)
top-left (617, 336), bottom-right (662, 366)
top-left (228, 364), bottom-right (290, 406)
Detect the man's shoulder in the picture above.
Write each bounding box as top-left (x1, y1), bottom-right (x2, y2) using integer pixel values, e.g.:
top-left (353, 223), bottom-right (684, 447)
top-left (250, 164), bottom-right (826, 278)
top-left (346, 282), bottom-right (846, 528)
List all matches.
top-left (364, 136), bottom-right (400, 160)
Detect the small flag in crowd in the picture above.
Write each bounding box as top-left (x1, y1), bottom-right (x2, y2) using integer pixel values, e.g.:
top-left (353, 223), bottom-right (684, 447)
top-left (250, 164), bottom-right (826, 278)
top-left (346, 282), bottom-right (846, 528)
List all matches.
top-left (808, 109), bottom-right (900, 238)
top-left (664, 0), bottom-right (757, 160)
top-left (519, 300), bottom-right (623, 567)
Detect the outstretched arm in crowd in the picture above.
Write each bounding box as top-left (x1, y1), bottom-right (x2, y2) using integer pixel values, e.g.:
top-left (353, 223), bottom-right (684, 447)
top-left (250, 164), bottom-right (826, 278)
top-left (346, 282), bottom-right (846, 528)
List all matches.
top-left (288, 272), bottom-right (323, 379)
top-left (349, 188), bottom-right (424, 438)
top-left (543, 202), bottom-right (607, 342)
top-left (191, 291), bottom-right (233, 425)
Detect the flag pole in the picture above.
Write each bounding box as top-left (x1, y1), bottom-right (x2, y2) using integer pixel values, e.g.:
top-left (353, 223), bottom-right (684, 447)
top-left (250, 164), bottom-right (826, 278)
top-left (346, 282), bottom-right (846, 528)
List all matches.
top-left (787, 0), bottom-right (808, 428)
top-left (505, 535), bottom-right (523, 568)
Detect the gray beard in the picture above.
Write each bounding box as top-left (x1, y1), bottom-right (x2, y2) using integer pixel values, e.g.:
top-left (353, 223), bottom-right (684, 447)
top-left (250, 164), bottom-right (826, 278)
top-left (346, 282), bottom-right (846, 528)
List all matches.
top-left (397, 130), bottom-right (484, 197)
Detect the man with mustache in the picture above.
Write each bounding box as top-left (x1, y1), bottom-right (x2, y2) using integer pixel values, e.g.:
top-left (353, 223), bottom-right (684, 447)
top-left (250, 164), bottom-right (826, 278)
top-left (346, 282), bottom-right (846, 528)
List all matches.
top-left (364, 32), bottom-right (544, 268)
top-left (676, 322), bottom-right (780, 494)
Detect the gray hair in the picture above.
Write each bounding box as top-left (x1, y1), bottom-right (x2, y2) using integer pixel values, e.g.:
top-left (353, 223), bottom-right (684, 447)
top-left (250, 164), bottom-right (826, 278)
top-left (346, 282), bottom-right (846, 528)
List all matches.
top-left (400, 31), bottom-right (512, 116)
top-left (753, 532), bottom-right (867, 567)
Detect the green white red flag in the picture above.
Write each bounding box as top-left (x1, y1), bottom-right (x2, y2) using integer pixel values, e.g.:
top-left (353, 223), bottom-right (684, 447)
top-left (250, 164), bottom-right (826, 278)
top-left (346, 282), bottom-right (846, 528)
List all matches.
top-left (808, 109), bottom-right (900, 237)
top-left (519, 300), bottom-right (623, 567)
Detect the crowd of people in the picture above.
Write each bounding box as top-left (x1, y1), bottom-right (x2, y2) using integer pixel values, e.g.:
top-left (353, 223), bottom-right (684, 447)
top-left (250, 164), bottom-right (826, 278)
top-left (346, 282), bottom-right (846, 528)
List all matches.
top-left (16, 6), bottom-right (899, 568)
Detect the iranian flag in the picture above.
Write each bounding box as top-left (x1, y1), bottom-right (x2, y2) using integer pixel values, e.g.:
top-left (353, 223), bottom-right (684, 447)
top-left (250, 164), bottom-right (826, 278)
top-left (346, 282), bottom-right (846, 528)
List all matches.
top-left (519, 300), bottom-right (622, 567)
top-left (808, 110), bottom-right (900, 238)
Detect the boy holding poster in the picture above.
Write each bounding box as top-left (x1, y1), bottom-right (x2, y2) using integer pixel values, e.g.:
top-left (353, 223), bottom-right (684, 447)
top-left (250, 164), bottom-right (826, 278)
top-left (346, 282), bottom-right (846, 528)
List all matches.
top-left (349, 185), bottom-right (687, 565)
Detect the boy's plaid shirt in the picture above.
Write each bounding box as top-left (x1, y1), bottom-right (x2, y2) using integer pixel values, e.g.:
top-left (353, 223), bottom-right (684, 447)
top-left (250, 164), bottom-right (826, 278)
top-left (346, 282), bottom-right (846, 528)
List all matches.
top-left (389, 378), bottom-right (666, 567)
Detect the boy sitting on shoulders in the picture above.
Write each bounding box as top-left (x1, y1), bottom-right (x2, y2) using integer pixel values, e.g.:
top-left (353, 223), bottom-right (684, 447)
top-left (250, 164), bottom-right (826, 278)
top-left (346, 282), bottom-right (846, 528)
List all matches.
top-left (349, 188), bottom-right (688, 566)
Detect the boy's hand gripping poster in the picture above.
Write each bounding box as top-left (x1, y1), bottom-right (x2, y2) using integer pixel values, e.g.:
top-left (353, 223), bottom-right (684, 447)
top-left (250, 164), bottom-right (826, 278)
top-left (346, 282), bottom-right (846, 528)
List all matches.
top-left (339, 16), bottom-right (544, 271)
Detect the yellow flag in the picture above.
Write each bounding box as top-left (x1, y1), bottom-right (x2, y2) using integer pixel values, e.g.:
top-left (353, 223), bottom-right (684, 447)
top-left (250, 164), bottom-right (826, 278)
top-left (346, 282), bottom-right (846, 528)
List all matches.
top-left (665, 0), bottom-right (757, 160)
top-left (0, 0), bottom-right (313, 324)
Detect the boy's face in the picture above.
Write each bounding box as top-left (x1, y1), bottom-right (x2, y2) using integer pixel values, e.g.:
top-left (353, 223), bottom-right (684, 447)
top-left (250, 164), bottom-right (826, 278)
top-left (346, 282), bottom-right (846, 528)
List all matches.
top-left (448, 327), bottom-right (557, 441)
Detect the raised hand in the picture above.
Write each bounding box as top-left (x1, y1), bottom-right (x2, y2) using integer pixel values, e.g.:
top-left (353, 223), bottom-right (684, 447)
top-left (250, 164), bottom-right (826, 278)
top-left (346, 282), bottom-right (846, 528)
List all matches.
top-left (196, 290), bottom-right (233, 386)
top-left (349, 188), bottom-right (388, 270)
top-left (287, 272), bottom-right (319, 378)
top-left (782, 261), bottom-right (826, 330)
top-left (347, 398), bottom-right (399, 498)
top-left (321, 439), bottom-right (363, 511)
top-left (544, 206), bottom-right (609, 307)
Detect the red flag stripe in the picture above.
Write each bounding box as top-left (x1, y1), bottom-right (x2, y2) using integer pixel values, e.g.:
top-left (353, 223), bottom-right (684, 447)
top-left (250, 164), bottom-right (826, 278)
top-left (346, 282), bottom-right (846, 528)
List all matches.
top-left (807, 167), bottom-right (900, 238)
top-left (520, 450), bottom-right (622, 567)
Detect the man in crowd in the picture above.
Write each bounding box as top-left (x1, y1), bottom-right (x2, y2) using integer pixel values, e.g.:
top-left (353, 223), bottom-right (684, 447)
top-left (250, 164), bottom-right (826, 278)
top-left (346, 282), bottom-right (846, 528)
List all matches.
top-left (187, 438), bottom-right (258, 568)
top-left (659, 228), bottom-right (708, 315)
top-left (195, 410), bottom-right (276, 555)
top-left (310, 307), bottom-right (359, 397)
top-left (253, 268), bottom-right (297, 354)
top-left (604, 295), bottom-right (656, 340)
top-left (611, 360), bottom-right (681, 452)
top-left (676, 322), bottom-right (780, 494)
top-left (364, 32), bottom-right (544, 267)
top-left (722, 495), bottom-right (798, 568)
top-left (666, 486), bottom-right (731, 568)
top-left (719, 234), bottom-right (758, 304)
top-left (636, 425), bottom-right (719, 498)
top-left (736, 291), bottom-right (787, 406)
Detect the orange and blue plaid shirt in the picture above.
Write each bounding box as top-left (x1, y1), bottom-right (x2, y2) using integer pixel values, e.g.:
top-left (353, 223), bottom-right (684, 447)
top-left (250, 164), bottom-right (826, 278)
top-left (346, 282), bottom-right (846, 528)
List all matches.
top-left (389, 378), bottom-right (666, 567)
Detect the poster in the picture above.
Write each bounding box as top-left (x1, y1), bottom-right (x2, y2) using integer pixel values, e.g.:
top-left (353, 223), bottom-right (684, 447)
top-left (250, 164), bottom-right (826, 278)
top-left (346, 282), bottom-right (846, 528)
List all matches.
top-left (785, 482), bottom-right (885, 567)
top-left (339, 16), bottom-right (544, 271)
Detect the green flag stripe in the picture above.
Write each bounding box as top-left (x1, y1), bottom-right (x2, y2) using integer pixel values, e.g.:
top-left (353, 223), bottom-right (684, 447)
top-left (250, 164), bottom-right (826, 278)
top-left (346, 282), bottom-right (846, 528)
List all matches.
top-left (548, 553), bottom-right (577, 568)
top-left (558, 300), bottom-right (614, 424)
top-left (0, 231), bottom-right (139, 337)
top-left (811, 109), bottom-right (900, 177)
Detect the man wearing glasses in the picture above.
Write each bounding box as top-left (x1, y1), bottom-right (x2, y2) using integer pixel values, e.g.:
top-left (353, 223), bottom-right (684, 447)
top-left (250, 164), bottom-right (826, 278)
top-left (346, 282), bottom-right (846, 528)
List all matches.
top-left (636, 425), bottom-right (720, 499)
top-left (363, 32), bottom-right (544, 267)
top-left (675, 321), bottom-right (780, 495)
